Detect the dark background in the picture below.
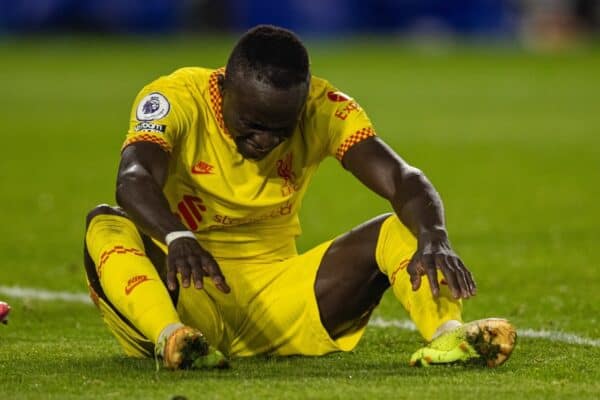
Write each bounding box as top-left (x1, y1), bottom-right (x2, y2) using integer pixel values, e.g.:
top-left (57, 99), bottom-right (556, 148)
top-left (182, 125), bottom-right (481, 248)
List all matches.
top-left (1, 0), bottom-right (599, 47)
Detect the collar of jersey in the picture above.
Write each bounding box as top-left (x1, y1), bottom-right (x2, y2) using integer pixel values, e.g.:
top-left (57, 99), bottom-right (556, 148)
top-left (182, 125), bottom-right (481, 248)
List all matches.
top-left (208, 67), bottom-right (232, 139)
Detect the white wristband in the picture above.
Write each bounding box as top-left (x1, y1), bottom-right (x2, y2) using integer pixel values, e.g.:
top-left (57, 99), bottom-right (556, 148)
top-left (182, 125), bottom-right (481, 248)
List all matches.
top-left (165, 230), bottom-right (196, 246)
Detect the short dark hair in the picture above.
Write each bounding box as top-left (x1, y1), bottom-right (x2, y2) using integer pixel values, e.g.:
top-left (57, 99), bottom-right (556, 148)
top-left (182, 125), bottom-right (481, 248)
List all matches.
top-left (226, 25), bottom-right (310, 89)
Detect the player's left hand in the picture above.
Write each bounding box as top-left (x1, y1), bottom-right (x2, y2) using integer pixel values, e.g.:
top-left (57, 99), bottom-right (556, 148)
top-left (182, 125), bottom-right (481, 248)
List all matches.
top-left (406, 231), bottom-right (476, 299)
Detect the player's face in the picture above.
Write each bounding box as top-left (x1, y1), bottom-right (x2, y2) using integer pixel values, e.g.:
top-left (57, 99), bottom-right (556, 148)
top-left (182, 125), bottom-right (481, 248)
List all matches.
top-left (221, 75), bottom-right (308, 160)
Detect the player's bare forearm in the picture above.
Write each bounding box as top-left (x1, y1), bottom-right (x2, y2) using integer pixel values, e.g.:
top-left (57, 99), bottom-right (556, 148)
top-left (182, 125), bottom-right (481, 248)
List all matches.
top-left (390, 171), bottom-right (447, 241)
top-left (116, 142), bottom-right (230, 293)
top-left (116, 166), bottom-right (187, 241)
top-left (343, 137), bottom-right (476, 298)
top-left (342, 137), bottom-right (445, 236)
top-left (392, 173), bottom-right (476, 298)
top-left (116, 143), bottom-right (186, 242)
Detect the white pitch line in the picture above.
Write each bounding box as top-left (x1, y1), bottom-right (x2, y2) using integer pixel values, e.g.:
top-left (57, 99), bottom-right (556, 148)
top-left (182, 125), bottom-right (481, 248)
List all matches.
top-left (368, 317), bottom-right (600, 347)
top-left (517, 328), bottom-right (600, 348)
top-left (0, 285), bottom-right (91, 304)
top-left (2, 285), bottom-right (598, 348)
top-left (368, 316), bottom-right (416, 331)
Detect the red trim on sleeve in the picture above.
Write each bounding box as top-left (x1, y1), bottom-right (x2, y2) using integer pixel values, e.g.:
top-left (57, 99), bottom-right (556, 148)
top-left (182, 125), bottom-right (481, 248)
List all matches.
top-left (121, 134), bottom-right (172, 153)
top-left (335, 127), bottom-right (376, 161)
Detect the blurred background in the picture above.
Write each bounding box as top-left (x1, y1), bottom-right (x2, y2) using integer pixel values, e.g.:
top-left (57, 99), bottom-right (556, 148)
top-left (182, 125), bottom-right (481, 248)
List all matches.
top-left (1, 0), bottom-right (599, 47)
top-left (0, 3), bottom-right (599, 398)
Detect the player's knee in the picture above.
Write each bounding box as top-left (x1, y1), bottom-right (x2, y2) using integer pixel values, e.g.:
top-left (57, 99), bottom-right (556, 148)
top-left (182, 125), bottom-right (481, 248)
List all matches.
top-left (376, 213), bottom-right (394, 223)
top-left (366, 213), bottom-right (394, 233)
top-left (86, 204), bottom-right (128, 227)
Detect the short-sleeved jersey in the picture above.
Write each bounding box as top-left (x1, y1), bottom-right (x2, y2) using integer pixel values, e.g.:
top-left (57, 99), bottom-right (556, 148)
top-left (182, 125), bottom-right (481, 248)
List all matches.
top-left (123, 67), bottom-right (376, 262)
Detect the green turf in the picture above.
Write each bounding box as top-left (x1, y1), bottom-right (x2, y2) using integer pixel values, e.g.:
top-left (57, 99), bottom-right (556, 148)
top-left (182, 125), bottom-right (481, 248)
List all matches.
top-left (1, 37), bottom-right (599, 399)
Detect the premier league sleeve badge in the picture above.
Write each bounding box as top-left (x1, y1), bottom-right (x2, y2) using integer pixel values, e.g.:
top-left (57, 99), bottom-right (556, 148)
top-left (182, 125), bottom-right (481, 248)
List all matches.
top-left (136, 92), bottom-right (171, 121)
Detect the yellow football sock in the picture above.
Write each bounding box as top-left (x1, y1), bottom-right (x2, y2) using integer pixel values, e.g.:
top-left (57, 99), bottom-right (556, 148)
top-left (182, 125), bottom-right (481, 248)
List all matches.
top-left (85, 214), bottom-right (181, 343)
top-left (375, 215), bottom-right (462, 341)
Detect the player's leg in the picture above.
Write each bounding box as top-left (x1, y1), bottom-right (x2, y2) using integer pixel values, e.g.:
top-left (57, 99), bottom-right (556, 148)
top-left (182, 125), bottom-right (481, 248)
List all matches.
top-left (313, 214), bottom-right (391, 339)
top-left (84, 204), bottom-right (226, 369)
top-left (84, 205), bottom-right (180, 345)
top-left (315, 213), bottom-right (515, 367)
top-left (316, 213), bottom-right (461, 342)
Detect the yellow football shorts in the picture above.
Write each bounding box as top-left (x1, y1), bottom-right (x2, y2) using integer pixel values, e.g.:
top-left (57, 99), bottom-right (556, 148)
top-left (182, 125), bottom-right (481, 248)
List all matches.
top-left (88, 239), bottom-right (367, 358)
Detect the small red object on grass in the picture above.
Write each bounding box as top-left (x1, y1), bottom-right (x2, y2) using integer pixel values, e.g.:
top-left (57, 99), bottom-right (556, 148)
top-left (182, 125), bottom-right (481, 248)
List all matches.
top-left (0, 301), bottom-right (10, 325)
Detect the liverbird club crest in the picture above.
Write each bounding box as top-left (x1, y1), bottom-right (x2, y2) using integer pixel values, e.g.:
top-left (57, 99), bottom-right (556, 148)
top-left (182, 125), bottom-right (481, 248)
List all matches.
top-left (277, 153), bottom-right (298, 196)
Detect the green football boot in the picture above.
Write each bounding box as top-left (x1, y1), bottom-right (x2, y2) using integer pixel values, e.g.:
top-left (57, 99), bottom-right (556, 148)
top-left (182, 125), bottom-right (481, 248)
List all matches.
top-left (410, 318), bottom-right (517, 368)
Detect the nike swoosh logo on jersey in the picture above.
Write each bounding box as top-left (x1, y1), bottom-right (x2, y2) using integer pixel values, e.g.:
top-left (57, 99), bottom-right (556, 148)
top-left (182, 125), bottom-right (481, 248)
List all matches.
top-left (191, 161), bottom-right (215, 175)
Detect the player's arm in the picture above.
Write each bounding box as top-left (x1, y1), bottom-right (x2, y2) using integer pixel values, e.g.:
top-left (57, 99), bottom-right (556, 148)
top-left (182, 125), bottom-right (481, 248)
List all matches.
top-left (116, 142), bottom-right (230, 293)
top-left (341, 137), bottom-right (476, 299)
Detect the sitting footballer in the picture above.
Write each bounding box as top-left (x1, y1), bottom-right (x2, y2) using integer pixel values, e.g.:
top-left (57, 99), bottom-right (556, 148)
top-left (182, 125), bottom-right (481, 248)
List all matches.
top-left (83, 25), bottom-right (516, 370)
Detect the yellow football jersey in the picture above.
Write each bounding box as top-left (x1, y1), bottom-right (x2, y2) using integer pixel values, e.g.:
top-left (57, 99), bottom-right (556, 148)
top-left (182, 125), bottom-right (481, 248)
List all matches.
top-left (123, 67), bottom-right (376, 263)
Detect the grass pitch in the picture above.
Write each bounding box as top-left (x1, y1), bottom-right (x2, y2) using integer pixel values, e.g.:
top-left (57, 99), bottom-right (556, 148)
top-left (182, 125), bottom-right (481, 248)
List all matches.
top-left (0, 37), bottom-right (599, 399)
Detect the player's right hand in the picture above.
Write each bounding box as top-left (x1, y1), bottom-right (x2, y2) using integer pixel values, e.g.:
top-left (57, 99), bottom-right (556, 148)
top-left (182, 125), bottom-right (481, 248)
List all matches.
top-left (166, 238), bottom-right (230, 294)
